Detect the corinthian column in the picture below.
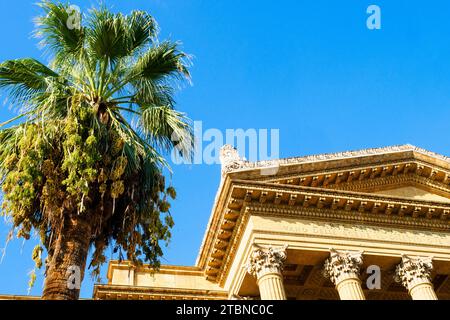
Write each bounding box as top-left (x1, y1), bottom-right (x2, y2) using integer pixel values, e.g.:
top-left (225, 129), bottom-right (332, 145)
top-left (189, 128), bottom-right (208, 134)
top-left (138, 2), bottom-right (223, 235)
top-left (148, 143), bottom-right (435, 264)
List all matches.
top-left (394, 255), bottom-right (438, 300)
top-left (323, 249), bottom-right (366, 300)
top-left (246, 245), bottom-right (288, 300)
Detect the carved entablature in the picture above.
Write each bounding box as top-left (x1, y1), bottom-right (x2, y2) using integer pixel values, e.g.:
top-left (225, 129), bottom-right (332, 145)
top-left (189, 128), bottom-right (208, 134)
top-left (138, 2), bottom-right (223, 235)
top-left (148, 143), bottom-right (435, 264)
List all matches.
top-left (230, 183), bottom-right (450, 221)
top-left (246, 245), bottom-right (288, 279)
top-left (204, 184), bottom-right (450, 285)
top-left (394, 255), bottom-right (434, 290)
top-left (323, 249), bottom-right (363, 285)
top-left (260, 161), bottom-right (450, 196)
top-left (199, 145), bottom-right (450, 286)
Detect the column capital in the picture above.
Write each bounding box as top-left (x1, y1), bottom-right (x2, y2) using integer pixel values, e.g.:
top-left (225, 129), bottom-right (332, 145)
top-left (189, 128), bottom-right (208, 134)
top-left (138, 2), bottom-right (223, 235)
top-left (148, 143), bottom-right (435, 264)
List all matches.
top-left (394, 255), bottom-right (434, 291)
top-left (323, 249), bottom-right (364, 285)
top-left (246, 244), bottom-right (288, 279)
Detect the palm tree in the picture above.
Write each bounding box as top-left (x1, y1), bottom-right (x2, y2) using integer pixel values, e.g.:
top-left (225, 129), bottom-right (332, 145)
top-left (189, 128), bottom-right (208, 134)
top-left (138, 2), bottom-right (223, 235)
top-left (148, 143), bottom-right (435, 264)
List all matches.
top-left (0, 1), bottom-right (192, 299)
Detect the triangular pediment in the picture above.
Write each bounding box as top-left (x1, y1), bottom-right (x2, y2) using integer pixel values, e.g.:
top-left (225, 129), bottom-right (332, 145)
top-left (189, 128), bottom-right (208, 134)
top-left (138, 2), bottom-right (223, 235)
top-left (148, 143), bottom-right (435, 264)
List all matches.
top-left (221, 145), bottom-right (450, 204)
top-left (224, 145), bottom-right (450, 186)
top-left (200, 145), bottom-right (450, 283)
top-left (246, 165), bottom-right (450, 204)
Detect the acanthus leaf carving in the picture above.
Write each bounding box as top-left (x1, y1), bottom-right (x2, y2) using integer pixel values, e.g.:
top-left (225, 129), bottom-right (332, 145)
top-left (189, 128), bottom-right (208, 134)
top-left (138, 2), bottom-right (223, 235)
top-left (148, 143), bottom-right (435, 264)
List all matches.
top-left (323, 249), bottom-right (363, 285)
top-left (394, 255), bottom-right (434, 290)
top-left (246, 245), bottom-right (288, 279)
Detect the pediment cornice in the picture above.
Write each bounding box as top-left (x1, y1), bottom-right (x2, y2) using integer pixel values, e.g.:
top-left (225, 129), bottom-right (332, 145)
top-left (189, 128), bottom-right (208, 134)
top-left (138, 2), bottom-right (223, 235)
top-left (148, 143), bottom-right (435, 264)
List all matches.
top-left (224, 145), bottom-right (450, 184)
top-left (197, 145), bottom-right (450, 285)
top-left (242, 160), bottom-right (450, 191)
top-left (229, 180), bottom-right (450, 216)
top-left (200, 179), bottom-right (450, 284)
top-left (329, 173), bottom-right (450, 195)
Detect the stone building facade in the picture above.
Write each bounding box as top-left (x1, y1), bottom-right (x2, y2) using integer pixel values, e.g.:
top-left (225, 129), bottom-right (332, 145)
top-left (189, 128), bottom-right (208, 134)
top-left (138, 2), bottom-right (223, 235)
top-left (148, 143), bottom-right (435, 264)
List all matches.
top-left (94, 145), bottom-right (450, 300)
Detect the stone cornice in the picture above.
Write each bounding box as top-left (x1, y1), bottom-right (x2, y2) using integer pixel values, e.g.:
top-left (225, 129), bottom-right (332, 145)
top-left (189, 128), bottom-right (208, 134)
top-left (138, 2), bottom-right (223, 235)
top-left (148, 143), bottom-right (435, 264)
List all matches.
top-left (106, 260), bottom-right (205, 282)
top-left (262, 161), bottom-right (450, 195)
top-left (245, 203), bottom-right (450, 230)
top-left (330, 174), bottom-right (450, 194)
top-left (93, 284), bottom-right (228, 300)
top-left (199, 145), bottom-right (450, 285)
top-left (231, 180), bottom-right (450, 218)
top-left (204, 180), bottom-right (450, 286)
top-left (221, 144), bottom-right (450, 177)
top-left (203, 194), bottom-right (249, 282)
top-left (196, 177), bottom-right (233, 270)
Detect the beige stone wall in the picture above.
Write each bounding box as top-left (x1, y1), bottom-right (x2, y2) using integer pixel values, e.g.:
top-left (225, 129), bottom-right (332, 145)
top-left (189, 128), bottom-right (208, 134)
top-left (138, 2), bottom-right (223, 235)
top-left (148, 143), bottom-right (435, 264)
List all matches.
top-left (134, 271), bottom-right (222, 291)
top-left (97, 146), bottom-right (450, 300)
top-left (109, 263), bottom-right (223, 292)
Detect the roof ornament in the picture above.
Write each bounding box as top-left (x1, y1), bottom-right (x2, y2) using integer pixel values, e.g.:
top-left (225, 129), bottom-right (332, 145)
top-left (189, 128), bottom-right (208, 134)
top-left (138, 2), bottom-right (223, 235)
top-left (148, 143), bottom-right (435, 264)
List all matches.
top-left (219, 145), bottom-right (247, 175)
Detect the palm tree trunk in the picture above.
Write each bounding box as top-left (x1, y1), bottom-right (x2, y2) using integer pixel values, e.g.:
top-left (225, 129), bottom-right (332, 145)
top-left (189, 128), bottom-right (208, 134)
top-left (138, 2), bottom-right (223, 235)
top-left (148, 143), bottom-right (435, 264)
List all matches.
top-left (42, 216), bottom-right (91, 300)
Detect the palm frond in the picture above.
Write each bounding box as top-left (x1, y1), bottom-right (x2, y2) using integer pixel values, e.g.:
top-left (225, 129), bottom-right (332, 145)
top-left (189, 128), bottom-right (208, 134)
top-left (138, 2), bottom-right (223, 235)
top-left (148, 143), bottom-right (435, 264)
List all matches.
top-left (34, 1), bottom-right (84, 63)
top-left (0, 58), bottom-right (59, 104)
top-left (126, 11), bottom-right (157, 54)
top-left (130, 41), bottom-right (191, 82)
top-left (140, 105), bottom-right (193, 159)
top-left (131, 80), bottom-right (175, 107)
top-left (86, 7), bottom-right (129, 63)
top-left (108, 108), bottom-right (168, 171)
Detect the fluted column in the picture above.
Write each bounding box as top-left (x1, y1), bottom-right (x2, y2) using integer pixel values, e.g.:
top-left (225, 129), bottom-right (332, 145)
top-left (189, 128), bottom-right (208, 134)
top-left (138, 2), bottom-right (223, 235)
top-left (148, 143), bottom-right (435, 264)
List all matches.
top-left (394, 255), bottom-right (438, 300)
top-left (247, 245), bottom-right (287, 300)
top-left (323, 249), bottom-right (366, 300)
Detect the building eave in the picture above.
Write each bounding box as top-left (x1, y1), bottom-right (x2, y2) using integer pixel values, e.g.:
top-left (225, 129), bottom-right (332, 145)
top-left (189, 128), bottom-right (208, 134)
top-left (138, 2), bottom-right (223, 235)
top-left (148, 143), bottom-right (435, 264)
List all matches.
top-left (195, 144), bottom-right (450, 285)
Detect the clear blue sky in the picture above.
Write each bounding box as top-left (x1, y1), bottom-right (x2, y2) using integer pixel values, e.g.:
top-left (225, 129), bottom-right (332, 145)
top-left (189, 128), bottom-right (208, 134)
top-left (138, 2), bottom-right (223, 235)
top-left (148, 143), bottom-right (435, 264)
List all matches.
top-left (1, 0), bottom-right (450, 298)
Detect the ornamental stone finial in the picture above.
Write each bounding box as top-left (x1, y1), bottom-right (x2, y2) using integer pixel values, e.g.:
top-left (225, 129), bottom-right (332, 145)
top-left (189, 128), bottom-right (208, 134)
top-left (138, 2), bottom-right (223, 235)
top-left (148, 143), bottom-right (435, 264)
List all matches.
top-left (246, 245), bottom-right (288, 279)
top-left (220, 145), bottom-right (246, 175)
top-left (323, 249), bottom-right (364, 285)
top-left (394, 255), bottom-right (434, 290)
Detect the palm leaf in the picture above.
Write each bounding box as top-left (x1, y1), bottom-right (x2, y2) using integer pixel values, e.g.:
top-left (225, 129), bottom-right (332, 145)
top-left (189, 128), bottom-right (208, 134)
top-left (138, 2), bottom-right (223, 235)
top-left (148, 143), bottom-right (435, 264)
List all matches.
top-left (86, 7), bottom-right (129, 62)
top-left (34, 1), bottom-right (84, 63)
top-left (126, 11), bottom-right (157, 54)
top-left (0, 58), bottom-right (59, 104)
top-left (130, 41), bottom-right (191, 82)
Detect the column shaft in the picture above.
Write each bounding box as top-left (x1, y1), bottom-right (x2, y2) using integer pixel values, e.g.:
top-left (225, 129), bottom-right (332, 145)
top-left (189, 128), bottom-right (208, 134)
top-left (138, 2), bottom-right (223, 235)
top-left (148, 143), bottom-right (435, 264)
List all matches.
top-left (258, 273), bottom-right (286, 300)
top-left (409, 282), bottom-right (438, 300)
top-left (336, 278), bottom-right (366, 300)
top-left (247, 245), bottom-right (288, 300)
